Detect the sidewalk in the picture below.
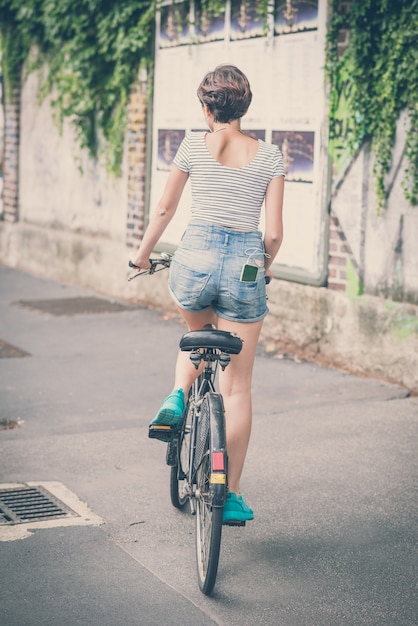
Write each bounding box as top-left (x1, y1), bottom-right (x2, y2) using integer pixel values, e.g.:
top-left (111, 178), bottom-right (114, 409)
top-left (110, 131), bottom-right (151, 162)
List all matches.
top-left (0, 265), bottom-right (417, 626)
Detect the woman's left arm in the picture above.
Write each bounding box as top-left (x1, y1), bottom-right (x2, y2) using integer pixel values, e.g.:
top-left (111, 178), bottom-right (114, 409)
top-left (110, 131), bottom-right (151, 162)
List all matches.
top-left (131, 165), bottom-right (189, 268)
top-left (263, 175), bottom-right (285, 276)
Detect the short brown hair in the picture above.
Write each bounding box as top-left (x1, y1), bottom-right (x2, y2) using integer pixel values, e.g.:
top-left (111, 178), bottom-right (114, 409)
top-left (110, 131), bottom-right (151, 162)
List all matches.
top-left (197, 64), bottom-right (252, 123)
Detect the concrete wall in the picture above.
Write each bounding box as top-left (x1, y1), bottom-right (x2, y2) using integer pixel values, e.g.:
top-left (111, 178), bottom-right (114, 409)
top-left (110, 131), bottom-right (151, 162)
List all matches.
top-left (261, 279), bottom-right (418, 394)
top-left (330, 114), bottom-right (418, 304)
top-left (19, 72), bottom-right (127, 241)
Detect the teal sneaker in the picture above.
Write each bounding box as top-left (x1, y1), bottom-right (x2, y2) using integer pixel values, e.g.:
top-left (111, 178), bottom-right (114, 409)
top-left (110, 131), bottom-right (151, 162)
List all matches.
top-left (150, 389), bottom-right (185, 427)
top-left (222, 492), bottom-right (254, 525)
top-left (149, 389), bottom-right (186, 442)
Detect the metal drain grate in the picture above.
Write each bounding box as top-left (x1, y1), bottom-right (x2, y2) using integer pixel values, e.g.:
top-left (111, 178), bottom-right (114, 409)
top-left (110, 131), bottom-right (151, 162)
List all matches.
top-left (0, 485), bottom-right (78, 525)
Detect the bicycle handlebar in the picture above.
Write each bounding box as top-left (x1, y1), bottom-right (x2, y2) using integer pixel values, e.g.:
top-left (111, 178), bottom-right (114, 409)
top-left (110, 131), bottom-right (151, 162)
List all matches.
top-left (128, 253), bottom-right (173, 281)
top-left (128, 252), bottom-right (271, 284)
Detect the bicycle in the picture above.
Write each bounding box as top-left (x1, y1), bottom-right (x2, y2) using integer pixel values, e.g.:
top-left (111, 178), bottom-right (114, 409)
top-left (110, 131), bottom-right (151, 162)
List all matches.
top-left (129, 254), bottom-right (246, 595)
top-left (165, 326), bottom-right (243, 595)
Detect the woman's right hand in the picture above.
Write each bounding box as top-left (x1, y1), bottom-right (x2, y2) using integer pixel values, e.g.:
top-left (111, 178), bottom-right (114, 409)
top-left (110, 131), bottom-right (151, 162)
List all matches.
top-left (130, 256), bottom-right (151, 270)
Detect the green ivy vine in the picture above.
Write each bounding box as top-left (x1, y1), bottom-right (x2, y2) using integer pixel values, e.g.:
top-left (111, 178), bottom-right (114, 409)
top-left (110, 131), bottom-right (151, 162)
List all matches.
top-left (326, 0), bottom-right (418, 210)
top-left (0, 0), bottom-right (157, 175)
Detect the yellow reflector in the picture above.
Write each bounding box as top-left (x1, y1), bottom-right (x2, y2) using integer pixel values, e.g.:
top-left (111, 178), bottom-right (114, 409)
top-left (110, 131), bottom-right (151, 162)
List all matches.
top-left (210, 473), bottom-right (226, 484)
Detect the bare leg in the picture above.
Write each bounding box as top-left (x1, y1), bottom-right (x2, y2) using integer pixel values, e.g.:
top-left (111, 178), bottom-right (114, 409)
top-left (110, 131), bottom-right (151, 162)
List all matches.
top-left (172, 306), bottom-right (217, 397)
top-left (172, 306), bottom-right (262, 497)
top-left (217, 318), bottom-right (263, 496)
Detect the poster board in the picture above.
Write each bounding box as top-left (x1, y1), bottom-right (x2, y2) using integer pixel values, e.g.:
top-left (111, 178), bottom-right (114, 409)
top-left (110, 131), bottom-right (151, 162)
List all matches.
top-left (150, 0), bottom-right (329, 283)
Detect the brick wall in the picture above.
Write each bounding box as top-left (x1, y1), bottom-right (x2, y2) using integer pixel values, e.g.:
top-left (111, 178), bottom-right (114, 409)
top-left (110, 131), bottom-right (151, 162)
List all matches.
top-left (335, 1), bottom-right (351, 59)
top-left (327, 211), bottom-right (357, 291)
top-left (327, 0), bottom-right (353, 292)
top-left (2, 88), bottom-right (20, 223)
top-left (126, 81), bottom-right (148, 249)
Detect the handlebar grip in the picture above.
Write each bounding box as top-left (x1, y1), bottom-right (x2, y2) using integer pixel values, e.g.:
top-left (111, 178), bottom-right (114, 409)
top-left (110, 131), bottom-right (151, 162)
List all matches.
top-left (129, 259), bottom-right (153, 269)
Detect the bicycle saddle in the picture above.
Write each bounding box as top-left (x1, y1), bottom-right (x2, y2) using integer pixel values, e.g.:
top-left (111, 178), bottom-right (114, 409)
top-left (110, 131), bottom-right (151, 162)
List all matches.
top-left (179, 328), bottom-right (243, 354)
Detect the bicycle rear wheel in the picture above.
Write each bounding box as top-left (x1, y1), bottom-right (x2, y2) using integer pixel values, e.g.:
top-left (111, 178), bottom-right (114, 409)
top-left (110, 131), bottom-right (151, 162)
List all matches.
top-left (194, 393), bottom-right (227, 595)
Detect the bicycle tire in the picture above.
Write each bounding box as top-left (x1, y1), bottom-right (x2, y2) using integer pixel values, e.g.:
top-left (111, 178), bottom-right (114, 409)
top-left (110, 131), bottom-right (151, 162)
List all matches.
top-left (195, 393), bottom-right (227, 595)
top-left (169, 399), bottom-right (194, 509)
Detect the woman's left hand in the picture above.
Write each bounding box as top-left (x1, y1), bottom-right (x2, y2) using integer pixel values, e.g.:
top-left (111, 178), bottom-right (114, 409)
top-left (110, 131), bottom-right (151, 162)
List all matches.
top-left (265, 268), bottom-right (273, 284)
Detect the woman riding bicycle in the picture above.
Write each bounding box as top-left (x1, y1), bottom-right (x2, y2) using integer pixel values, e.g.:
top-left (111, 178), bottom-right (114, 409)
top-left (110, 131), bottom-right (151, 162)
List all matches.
top-left (131, 64), bottom-right (285, 524)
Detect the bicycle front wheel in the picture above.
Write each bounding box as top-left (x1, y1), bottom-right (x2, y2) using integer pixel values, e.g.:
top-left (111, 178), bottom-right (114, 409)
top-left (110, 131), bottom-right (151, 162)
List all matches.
top-left (169, 398), bottom-right (193, 509)
top-left (194, 393), bottom-right (227, 595)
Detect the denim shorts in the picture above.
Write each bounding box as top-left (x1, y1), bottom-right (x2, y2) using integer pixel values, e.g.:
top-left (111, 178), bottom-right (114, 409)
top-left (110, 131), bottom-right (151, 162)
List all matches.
top-left (168, 221), bottom-right (268, 323)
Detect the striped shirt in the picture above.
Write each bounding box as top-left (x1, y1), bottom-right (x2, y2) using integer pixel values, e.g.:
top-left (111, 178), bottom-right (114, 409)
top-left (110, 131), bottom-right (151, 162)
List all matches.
top-left (173, 132), bottom-right (285, 231)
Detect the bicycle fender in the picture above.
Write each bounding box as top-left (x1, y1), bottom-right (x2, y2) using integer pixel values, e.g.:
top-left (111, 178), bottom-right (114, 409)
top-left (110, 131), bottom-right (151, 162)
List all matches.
top-left (206, 392), bottom-right (228, 507)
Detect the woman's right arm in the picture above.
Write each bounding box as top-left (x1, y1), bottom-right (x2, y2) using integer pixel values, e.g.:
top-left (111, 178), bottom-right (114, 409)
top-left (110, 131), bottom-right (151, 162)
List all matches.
top-left (131, 165), bottom-right (189, 268)
top-left (263, 175), bottom-right (285, 276)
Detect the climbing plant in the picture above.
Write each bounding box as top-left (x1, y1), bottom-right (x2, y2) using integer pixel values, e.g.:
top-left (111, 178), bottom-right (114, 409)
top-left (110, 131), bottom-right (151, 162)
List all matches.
top-left (0, 0), bottom-right (156, 174)
top-left (326, 0), bottom-right (418, 210)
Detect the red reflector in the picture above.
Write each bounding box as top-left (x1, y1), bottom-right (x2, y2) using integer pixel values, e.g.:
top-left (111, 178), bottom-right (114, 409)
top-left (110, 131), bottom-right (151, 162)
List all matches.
top-left (212, 452), bottom-right (224, 471)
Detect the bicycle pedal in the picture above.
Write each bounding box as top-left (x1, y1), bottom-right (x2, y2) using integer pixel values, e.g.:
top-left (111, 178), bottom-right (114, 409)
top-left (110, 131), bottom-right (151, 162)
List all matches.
top-left (148, 424), bottom-right (179, 443)
top-left (222, 520), bottom-right (246, 527)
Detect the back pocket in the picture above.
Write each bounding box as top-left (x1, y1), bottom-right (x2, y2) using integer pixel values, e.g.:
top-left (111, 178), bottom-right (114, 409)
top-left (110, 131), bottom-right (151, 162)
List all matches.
top-left (227, 276), bottom-right (265, 319)
top-left (169, 259), bottom-right (210, 309)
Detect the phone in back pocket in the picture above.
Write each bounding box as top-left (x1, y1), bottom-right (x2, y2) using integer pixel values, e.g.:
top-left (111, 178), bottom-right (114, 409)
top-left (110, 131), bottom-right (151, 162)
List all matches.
top-left (240, 264), bottom-right (258, 282)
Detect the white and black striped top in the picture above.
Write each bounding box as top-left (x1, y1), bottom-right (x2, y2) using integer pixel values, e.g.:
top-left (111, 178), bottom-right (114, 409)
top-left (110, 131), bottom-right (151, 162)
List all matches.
top-left (173, 132), bottom-right (285, 231)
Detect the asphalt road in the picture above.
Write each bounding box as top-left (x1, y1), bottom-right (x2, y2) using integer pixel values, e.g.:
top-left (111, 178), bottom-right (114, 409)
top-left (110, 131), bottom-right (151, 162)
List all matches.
top-left (0, 265), bottom-right (417, 626)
